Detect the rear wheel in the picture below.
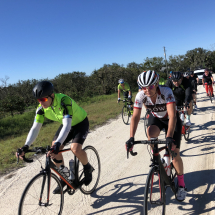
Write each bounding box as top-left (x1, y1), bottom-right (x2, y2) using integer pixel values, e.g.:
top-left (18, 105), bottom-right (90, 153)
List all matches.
top-left (78, 146), bottom-right (101, 195)
top-left (18, 173), bottom-right (64, 215)
top-left (184, 124), bottom-right (190, 141)
top-left (122, 106), bottom-right (130, 124)
top-left (144, 166), bottom-right (166, 215)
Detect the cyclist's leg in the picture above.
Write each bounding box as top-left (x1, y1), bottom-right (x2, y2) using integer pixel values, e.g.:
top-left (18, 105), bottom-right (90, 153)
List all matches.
top-left (172, 113), bottom-right (187, 200)
top-left (205, 83), bottom-right (209, 95)
top-left (70, 117), bottom-right (92, 185)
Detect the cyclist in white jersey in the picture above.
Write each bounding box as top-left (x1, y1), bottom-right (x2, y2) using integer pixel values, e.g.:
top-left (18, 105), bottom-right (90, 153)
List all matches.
top-left (126, 70), bottom-right (187, 201)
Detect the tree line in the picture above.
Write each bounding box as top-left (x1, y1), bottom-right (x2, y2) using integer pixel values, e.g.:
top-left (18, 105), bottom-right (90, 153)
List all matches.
top-left (1, 47), bottom-right (215, 117)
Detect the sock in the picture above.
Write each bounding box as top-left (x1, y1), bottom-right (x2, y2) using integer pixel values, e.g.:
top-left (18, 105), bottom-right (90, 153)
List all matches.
top-left (177, 174), bottom-right (185, 187)
top-left (186, 115), bottom-right (190, 120)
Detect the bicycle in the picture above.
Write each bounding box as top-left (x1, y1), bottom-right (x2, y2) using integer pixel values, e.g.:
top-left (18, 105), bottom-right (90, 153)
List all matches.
top-left (17, 145), bottom-right (101, 215)
top-left (120, 98), bottom-right (133, 125)
top-left (126, 139), bottom-right (178, 215)
top-left (204, 83), bottom-right (214, 103)
top-left (177, 106), bottom-right (190, 141)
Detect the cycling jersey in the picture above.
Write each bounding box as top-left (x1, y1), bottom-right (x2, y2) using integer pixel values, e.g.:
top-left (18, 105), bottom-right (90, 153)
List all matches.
top-left (25, 93), bottom-right (87, 147)
top-left (118, 82), bottom-right (131, 92)
top-left (35, 93), bottom-right (87, 126)
top-left (203, 73), bottom-right (212, 84)
top-left (189, 74), bottom-right (198, 91)
top-left (165, 77), bottom-right (192, 104)
top-left (134, 86), bottom-right (175, 119)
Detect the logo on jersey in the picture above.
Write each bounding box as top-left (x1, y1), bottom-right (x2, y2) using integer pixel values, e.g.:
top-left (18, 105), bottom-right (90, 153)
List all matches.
top-left (135, 100), bottom-right (141, 105)
top-left (166, 94), bottom-right (174, 102)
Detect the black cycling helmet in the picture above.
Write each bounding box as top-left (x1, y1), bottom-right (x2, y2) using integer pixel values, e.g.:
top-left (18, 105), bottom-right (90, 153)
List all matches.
top-left (33, 81), bottom-right (54, 99)
top-left (189, 71), bottom-right (194, 75)
top-left (171, 72), bottom-right (182, 81)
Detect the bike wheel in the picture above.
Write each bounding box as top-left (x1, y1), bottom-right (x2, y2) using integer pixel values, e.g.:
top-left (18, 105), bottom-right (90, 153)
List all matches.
top-left (144, 112), bottom-right (149, 138)
top-left (184, 124), bottom-right (190, 141)
top-left (78, 146), bottom-right (101, 195)
top-left (122, 106), bottom-right (129, 125)
top-left (144, 166), bottom-right (166, 215)
top-left (18, 173), bottom-right (64, 215)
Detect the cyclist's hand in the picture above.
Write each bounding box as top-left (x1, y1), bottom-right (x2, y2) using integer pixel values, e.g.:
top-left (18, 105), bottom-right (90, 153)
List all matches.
top-left (166, 137), bottom-right (176, 151)
top-left (48, 142), bottom-right (61, 157)
top-left (16, 145), bottom-right (29, 160)
top-left (117, 98), bottom-right (121, 103)
top-left (126, 137), bottom-right (134, 152)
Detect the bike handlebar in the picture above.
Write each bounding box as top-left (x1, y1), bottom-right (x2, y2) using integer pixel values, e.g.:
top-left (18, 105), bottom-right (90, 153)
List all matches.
top-left (17, 147), bottom-right (49, 164)
top-left (126, 140), bottom-right (177, 159)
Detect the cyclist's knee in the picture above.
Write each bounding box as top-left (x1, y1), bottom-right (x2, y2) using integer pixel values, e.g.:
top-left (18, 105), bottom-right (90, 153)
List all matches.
top-left (147, 125), bottom-right (160, 139)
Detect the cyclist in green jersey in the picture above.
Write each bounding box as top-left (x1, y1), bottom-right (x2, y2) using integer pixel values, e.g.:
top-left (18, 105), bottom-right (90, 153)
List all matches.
top-left (117, 79), bottom-right (133, 104)
top-left (16, 81), bottom-right (92, 193)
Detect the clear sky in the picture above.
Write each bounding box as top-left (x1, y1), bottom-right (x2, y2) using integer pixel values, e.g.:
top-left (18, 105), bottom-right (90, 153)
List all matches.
top-left (1, 0), bottom-right (215, 85)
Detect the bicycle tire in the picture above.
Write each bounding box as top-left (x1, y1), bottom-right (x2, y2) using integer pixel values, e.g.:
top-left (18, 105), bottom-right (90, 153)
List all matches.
top-left (144, 112), bottom-right (149, 138)
top-left (18, 172), bottom-right (64, 215)
top-left (184, 124), bottom-right (190, 141)
top-left (122, 106), bottom-right (129, 125)
top-left (78, 145), bottom-right (101, 195)
top-left (144, 166), bottom-right (166, 215)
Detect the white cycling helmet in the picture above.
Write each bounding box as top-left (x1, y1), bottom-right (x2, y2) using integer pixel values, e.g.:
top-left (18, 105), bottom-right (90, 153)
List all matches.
top-left (118, 79), bottom-right (124, 84)
top-left (137, 70), bottom-right (159, 87)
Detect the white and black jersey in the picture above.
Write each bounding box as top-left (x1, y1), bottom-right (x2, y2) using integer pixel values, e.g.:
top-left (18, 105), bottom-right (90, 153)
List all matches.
top-left (134, 86), bottom-right (175, 119)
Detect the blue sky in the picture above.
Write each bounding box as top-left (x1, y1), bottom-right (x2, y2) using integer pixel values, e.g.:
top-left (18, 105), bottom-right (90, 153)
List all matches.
top-left (1, 0), bottom-right (215, 85)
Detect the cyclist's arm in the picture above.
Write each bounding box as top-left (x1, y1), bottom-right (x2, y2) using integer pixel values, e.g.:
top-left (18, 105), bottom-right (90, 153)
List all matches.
top-left (166, 103), bottom-right (176, 138)
top-left (211, 76), bottom-right (214, 83)
top-left (118, 89), bottom-right (121, 99)
top-left (54, 116), bottom-right (72, 145)
top-left (130, 107), bottom-right (141, 137)
top-left (24, 122), bottom-right (42, 147)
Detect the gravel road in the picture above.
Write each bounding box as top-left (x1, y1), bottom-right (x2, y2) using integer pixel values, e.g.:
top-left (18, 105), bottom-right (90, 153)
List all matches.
top-left (1, 83), bottom-right (215, 215)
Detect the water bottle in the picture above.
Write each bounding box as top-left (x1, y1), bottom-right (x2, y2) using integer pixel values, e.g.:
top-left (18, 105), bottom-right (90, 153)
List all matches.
top-left (161, 158), bottom-right (167, 170)
top-left (69, 159), bottom-right (75, 181)
top-left (59, 165), bottom-right (70, 178)
top-left (163, 152), bottom-right (171, 176)
top-left (180, 112), bottom-right (184, 122)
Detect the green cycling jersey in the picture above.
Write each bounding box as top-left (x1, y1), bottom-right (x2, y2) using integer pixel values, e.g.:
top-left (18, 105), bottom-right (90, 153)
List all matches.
top-left (118, 82), bottom-right (131, 92)
top-left (35, 93), bottom-right (87, 126)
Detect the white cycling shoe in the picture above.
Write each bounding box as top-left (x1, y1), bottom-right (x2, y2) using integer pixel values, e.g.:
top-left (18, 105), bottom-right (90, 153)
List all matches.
top-left (186, 119), bottom-right (191, 126)
top-left (176, 186), bottom-right (187, 201)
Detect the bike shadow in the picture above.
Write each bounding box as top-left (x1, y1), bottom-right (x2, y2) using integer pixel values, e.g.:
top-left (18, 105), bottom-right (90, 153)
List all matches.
top-left (166, 169), bottom-right (215, 214)
top-left (89, 174), bottom-right (146, 214)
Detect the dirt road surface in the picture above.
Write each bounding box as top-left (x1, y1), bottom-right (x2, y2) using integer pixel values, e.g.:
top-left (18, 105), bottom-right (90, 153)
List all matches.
top-left (1, 84), bottom-right (215, 215)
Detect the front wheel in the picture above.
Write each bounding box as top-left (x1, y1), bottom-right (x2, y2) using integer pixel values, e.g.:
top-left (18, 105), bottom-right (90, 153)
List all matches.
top-left (144, 166), bottom-right (166, 215)
top-left (122, 106), bottom-right (130, 124)
top-left (78, 146), bottom-right (101, 195)
top-left (18, 173), bottom-right (64, 215)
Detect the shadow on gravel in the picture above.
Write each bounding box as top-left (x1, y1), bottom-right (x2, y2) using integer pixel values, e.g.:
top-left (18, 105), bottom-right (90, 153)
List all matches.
top-left (89, 174), bottom-right (146, 214)
top-left (166, 169), bottom-right (215, 215)
top-left (89, 169), bottom-right (215, 215)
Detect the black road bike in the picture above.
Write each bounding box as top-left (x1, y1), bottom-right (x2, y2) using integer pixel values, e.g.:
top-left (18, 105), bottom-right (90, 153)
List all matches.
top-left (127, 139), bottom-right (179, 215)
top-left (17, 145), bottom-right (101, 215)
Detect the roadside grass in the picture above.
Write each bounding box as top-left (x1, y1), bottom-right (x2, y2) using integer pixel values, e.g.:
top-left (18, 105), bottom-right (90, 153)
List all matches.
top-left (0, 92), bottom-right (137, 174)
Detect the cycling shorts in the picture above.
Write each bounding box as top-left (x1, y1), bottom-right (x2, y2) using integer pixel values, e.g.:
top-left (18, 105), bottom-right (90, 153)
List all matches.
top-left (53, 117), bottom-right (89, 145)
top-left (147, 112), bottom-right (182, 149)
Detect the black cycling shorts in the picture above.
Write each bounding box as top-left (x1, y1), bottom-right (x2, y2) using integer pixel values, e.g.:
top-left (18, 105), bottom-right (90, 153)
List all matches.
top-left (147, 112), bottom-right (182, 149)
top-left (53, 117), bottom-right (89, 145)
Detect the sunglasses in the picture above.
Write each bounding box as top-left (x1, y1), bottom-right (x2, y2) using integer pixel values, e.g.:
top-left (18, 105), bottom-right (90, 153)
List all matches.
top-left (172, 79), bottom-right (181, 83)
top-left (142, 85), bottom-right (155, 90)
top-left (37, 97), bottom-right (48, 102)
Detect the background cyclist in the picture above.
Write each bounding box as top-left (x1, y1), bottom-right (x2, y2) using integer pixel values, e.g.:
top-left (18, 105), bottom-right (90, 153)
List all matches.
top-left (189, 71), bottom-right (199, 108)
top-left (202, 68), bottom-right (214, 97)
top-left (117, 79), bottom-right (133, 111)
top-left (16, 81), bottom-right (92, 193)
top-left (126, 70), bottom-right (187, 201)
top-left (165, 72), bottom-right (193, 126)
